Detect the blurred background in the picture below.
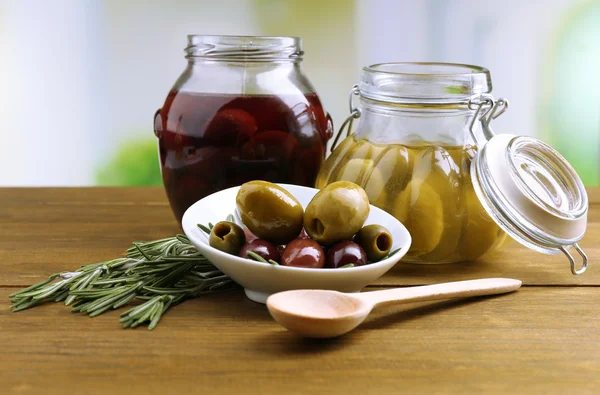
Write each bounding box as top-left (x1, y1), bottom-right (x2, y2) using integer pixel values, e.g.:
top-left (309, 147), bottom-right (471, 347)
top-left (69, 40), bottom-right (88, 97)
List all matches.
top-left (0, 0), bottom-right (598, 186)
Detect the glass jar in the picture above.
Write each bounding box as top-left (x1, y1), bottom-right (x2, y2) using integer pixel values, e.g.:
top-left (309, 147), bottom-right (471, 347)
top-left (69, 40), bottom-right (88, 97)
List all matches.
top-left (316, 62), bottom-right (508, 264)
top-left (154, 35), bottom-right (333, 224)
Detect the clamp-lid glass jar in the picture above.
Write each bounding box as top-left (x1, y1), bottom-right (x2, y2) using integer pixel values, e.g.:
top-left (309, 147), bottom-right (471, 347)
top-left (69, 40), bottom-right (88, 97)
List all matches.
top-left (317, 62), bottom-right (588, 272)
top-left (154, 35), bottom-right (333, 224)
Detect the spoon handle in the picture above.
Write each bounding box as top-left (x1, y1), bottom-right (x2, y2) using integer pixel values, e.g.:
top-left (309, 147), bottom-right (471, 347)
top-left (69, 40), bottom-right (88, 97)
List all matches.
top-left (358, 278), bottom-right (522, 307)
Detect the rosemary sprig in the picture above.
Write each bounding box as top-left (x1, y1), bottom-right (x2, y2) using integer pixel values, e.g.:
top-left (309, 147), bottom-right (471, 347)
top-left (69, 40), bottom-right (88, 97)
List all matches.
top-left (246, 251), bottom-right (279, 266)
top-left (9, 234), bottom-right (235, 330)
top-left (198, 224), bottom-right (211, 234)
top-left (385, 247), bottom-right (402, 259)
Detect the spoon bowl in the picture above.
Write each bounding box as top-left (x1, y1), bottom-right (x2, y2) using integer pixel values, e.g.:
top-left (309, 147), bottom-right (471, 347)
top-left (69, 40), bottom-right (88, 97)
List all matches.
top-left (267, 278), bottom-right (522, 338)
top-left (267, 289), bottom-right (373, 338)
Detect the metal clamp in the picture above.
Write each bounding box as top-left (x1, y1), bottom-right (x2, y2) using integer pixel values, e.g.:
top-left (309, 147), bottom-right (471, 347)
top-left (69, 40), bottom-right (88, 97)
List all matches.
top-left (560, 243), bottom-right (588, 275)
top-left (330, 85), bottom-right (361, 153)
top-left (468, 94), bottom-right (509, 146)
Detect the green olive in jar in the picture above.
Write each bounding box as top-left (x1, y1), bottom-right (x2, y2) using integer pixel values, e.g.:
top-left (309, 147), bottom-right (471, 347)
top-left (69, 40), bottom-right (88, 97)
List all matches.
top-left (304, 181), bottom-right (370, 245)
top-left (236, 181), bottom-right (304, 245)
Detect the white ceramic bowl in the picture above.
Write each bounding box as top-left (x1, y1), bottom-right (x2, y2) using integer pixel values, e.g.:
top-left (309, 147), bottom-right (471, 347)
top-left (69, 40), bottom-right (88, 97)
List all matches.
top-left (182, 184), bottom-right (412, 303)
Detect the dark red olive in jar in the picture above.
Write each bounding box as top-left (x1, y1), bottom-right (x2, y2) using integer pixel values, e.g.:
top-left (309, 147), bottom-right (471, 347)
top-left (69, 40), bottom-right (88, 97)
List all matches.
top-left (169, 175), bottom-right (209, 223)
top-left (241, 130), bottom-right (299, 162)
top-left (281, 239), bottom-right (325, 269)
top-left (159, 128), bottom-right (194, 152)
top-left (240, 239), bottom-right (281, 262)
top-left (294, 146), bottom-right (326, 186)
top-left (326, 241), bottom-right (367, 269)
top-left (226, 95), bottom-right (292, 132)
top-left (184, 146), bottom-right (223, 175)
top-left (204, 108), bottom-right (258, 147)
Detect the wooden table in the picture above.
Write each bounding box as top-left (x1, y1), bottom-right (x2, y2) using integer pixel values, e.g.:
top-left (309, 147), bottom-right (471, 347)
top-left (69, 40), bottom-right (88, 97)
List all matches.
top-left (1, 188), bottom-right (598, 394)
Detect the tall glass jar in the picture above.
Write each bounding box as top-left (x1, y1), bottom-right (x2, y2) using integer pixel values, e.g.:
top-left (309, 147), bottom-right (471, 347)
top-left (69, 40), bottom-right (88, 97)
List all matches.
top-left (316, 63), bottom-right (507, 264)
top-left (155, 35), bottom-right (333, 224)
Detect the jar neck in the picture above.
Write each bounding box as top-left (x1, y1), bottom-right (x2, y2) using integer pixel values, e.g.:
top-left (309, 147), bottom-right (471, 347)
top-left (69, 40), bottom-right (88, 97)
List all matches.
top-left (187, 58), bottom-right (302, 67)
top-left (359, 62), bottom-right (492, 105)
top-left (353, 98), bottom-right (479, 147)
top-left (185, 35), bottom-right (303, 63)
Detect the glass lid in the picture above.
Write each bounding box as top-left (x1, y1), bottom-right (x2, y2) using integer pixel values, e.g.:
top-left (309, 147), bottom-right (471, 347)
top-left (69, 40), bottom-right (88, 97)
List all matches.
top-left (471, 132), bottom-right (589, 274)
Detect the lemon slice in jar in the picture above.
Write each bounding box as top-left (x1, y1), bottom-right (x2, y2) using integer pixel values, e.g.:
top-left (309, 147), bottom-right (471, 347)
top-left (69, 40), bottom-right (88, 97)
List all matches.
top-left (394, 179), bottom-right (445, 258)
top-left (315, 136), bottom-right (356, 189)
top-left (459, 185), bottom-right (506, 260)
top-left (394, 146), bottom-right (463, 261)
top-left (458, 146), bottom-right (507, 260)
top-left (363, 145), bottom-right (413, 212)
top-left (334, 139), bottom-right (380, 191)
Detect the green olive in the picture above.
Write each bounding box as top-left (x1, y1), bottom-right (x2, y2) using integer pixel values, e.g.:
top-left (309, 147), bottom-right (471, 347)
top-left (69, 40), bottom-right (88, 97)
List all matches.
top-left (209, 221), bottom-right (246, 255)
top-left (236, 181), bottom-right (304, 244)
top-left (354, 224), bottom-right (393, 262)
top-left (304, 181), bottom-right (370, 245)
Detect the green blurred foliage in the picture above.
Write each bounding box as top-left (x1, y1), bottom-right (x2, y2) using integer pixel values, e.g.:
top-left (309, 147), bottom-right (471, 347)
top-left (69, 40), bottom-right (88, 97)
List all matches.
top-left (96, 138), bottom-right (162, 186)
top-left (540, 0), bottom-right (600, 186)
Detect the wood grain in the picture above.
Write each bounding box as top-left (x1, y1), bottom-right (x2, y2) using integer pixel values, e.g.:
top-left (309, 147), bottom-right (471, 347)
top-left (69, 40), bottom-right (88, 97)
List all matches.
top-left (1, 287), bottom-right (599, 395)
top-left (1, 187), bottom-right (597, 286)
top-left (1, 187), bottom-right (599, 395)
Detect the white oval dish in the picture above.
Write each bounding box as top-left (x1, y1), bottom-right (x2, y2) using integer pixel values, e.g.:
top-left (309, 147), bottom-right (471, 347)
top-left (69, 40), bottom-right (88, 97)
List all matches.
top-left (182, 184), bottom-right (412, 303)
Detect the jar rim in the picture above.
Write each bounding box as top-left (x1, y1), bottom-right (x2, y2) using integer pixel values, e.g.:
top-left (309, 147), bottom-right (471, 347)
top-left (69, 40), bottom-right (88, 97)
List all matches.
top-left (185, 35), bottom-right (303, 61)
top-left (359, 62), bottom-right (493, 104)
top-left (363, 62), bottom-right (490, 77)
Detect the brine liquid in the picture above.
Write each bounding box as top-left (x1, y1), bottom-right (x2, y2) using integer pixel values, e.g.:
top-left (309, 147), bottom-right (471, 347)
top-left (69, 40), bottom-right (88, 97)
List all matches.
top-left (155, 91), bottom-right (329, 223)
top-left (315, 136), bottom-right (507, 263)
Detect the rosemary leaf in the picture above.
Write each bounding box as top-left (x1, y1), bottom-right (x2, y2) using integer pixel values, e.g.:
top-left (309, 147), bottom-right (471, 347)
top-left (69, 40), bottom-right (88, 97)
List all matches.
top-left (197, 224), bottom-right (211, 234)
top-left (246, 251), bottom-right (268, 263)
top-left (9, 274), bottom-right (60, 298)
top-left (385, 247), bottom-right (402, 259)
top-left (9, 235), bottom-right (233, 330)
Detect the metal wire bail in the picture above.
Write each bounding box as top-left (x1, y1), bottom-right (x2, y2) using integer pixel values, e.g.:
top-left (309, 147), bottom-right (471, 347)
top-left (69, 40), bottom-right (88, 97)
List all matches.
top-left (330, 85), bottom-right (361, 153)
top-left (560, 243), bottom-right (588, 275)
top-left (468, 94), bottom-right (509, 147)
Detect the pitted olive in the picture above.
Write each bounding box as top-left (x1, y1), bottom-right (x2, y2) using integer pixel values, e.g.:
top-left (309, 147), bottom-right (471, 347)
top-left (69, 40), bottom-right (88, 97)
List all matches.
top-left (304, 181), bottom-right (370, 245)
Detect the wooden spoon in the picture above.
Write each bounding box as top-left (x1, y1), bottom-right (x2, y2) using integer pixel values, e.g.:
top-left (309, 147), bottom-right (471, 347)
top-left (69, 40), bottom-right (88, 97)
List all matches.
top-left (266, 278), bottom-right (522, 338)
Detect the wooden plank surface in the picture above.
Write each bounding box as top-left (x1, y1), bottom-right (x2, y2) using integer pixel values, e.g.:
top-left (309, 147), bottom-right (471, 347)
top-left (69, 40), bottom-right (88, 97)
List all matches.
top-left (1, 287), bottom-right (599, 395)
top-left (1, 188), bottom-right (599, 394)
top-left (0, 188), bottom-right (597, 286)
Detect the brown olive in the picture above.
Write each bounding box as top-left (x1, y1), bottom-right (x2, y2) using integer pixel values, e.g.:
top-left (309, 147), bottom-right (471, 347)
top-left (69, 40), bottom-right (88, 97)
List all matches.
top-left (326, 241), bottom-right (367, 268)
top-left (236, 181), bottom-right (304, 245)
top-left (240, 239), bottom-right (281, 262)
top-left (281, 239), bottom-right (325, 268)
top-left (209, 221), bottom-right (246, 255)
top-left (354, 224), bottom-right (393, 262)
top-left (304, 181), bottom-right (370, 245)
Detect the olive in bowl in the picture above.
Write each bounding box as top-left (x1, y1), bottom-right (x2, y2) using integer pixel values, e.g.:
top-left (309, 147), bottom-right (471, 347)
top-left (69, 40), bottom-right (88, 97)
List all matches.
top-left (326, 241), bottom-right (367, 269)
top-left (281, 239), bottom-right (326, 269)
top-left (182, 184), bottom-right (412, 304)
top-left (209, 221), bottom-right (246, 255)
top-left (304, 181), bottom-right (370, 245)
top-left (236, 181), bottom-right (304, 245)
top-left (354, 224), bottom-right (393, 262)
top-left (240, 239), bottom-right (281, 262)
